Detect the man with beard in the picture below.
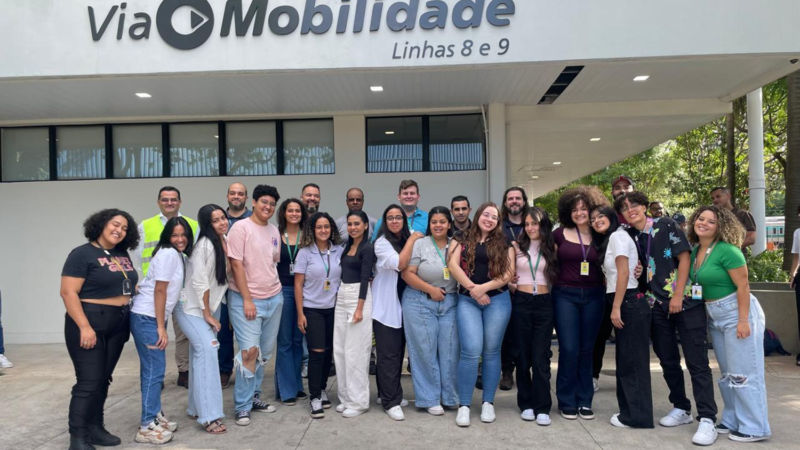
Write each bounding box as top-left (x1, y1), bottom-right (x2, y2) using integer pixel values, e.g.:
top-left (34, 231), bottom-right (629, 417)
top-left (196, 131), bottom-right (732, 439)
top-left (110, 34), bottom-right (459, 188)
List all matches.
top-left (710, 187), bottom-right (756, 250)
top-left (650, 201), bottom-right (667, 219)
top-left (451, 195), bottom-right (472, 239)
top-left (611, 176), bottom-right (635, 224)
top-left (301, 183), bottom-right (322, 214)
top-left (336, 187), bottom-right (378, 241)
top-left (227, 182), bottom-right (252, 229)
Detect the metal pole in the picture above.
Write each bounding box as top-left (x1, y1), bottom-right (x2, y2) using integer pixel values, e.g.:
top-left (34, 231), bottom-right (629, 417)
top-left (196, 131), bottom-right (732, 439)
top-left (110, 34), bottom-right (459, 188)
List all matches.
top-left (747, 88), bottom-right (767, 255)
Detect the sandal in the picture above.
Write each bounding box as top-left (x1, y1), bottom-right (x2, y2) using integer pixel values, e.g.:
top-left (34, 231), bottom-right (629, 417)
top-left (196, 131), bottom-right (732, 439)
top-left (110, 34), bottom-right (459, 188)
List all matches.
top-left (204, 420), bottom-right (227, 435)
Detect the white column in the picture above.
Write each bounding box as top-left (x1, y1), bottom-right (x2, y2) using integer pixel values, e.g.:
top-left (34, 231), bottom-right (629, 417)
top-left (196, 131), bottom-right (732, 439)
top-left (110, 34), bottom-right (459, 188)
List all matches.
top-left (747, 88), bottom-right (767, 255)
top-left (487, 103), bottom-right (508, 204)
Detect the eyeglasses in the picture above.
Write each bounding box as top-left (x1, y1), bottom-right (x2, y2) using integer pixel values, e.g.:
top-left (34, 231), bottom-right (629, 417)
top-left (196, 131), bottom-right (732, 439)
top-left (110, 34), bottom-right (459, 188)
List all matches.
top-left (481, 212), bottom-right (499, 221)
top-left (619, 202), bottom-right (641, 214)
top-left (589, 214), bottom-right (606, 224)
top-left (259, 201), bottom-right (277, 208)
top-left (386, 216), bottom-right (404, 222)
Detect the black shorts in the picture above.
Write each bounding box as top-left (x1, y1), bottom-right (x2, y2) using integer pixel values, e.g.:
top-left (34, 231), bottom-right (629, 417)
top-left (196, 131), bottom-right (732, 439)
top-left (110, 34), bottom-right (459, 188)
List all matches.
top-left (303, 307), bottom-right (334, 350)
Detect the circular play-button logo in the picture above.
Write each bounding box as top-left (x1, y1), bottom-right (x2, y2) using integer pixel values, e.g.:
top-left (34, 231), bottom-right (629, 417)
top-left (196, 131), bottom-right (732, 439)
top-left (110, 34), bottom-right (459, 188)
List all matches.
top-left (156, 0), bottom-right (214, 50)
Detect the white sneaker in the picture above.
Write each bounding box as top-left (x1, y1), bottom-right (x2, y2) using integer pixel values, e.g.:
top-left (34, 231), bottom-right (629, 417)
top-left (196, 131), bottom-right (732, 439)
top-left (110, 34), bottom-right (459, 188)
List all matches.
top-left (336, 404), bottom-right (347, 413)
top-left (536, 414), bottom-right (552, 426)
top-left (343, 408), bottom-right (366, 418)
top-left (480, 402), bottom-right (495, 423)
top-left (0, 354), bottom-right (13, 368)
top-left (659, 408), bottom-right (693, 427)
top-left (385, 405), bottom-right (405, 421)
top-left (610, 413), bottom-right (630, 428)
top-left (301, 364), bottom-right (308, 378)
top-left (427, 405), bottom-right (445, 416)
top-left (520, 409), bottom-right (535, 421)
top-left (692, 418), bottom-right (718, 446)
top-left (376, 398), bottom-right (409, 407)
top-left (593, 377), bottom-right (599, 392)
top-left (135, 422), bottom-right (173, 444)
top-left (456, 406), bottom-right (471, 427)
top-left (155, 411), bottom-right (178, 432)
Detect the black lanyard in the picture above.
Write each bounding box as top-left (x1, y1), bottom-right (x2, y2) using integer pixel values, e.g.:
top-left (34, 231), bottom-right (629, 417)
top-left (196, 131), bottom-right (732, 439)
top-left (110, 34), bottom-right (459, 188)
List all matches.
top-left (634, 220), bottom-right (653, 264)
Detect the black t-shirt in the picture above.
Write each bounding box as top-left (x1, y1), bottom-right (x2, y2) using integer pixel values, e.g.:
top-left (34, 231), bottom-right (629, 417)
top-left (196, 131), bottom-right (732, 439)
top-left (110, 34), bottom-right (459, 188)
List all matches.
top-left (341, 241), bottom-right (375, 300)
top-left (61, 243), bottom-right (139, 299)
top-left (277, 237), bottom-right (301, 287)
top-left (624, 217), bottom-right (694, 310)
top-left (502, 218), bottom-right (523, 244)
top-left (458, 240), bottom-right (510, 297)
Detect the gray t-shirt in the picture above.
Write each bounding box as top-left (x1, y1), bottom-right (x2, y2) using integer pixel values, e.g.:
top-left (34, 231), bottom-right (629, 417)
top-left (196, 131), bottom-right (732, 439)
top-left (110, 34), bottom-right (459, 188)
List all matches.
top-left (409, 237), bottom-right (457, 293)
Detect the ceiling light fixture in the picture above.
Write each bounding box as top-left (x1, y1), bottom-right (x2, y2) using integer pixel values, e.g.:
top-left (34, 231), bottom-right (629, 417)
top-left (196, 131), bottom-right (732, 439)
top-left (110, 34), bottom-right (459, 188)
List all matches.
top-left (214, 135), bottom-right (219, 139)
top-left (530, 175), bottom-right (539, 180)
top-left (135, 93), bottom-right (152, 98)
top-left (590, 137), bottom-right (601, 142)
top-left (385, 131), bottom-right (395, 135)
top-left (553, 161), bottom-right (562, 165)
top-left (370, 86), bottom-right (384, 92)
top-left (633, 75), bottom-right (650, 82)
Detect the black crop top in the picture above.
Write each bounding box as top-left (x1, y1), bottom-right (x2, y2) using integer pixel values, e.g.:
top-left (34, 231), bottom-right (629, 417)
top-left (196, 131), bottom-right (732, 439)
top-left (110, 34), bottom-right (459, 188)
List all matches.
top-left (61, 243), bottom-right (139, 299)
top-left (458, 241), bottom-right (509, 298)
top-left (341, 241), bottom-right (375, 300)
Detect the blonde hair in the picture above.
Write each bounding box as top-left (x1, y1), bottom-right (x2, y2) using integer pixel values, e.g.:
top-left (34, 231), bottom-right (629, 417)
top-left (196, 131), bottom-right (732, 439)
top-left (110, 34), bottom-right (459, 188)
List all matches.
top-left (685, 205), bottom-right (745, 248)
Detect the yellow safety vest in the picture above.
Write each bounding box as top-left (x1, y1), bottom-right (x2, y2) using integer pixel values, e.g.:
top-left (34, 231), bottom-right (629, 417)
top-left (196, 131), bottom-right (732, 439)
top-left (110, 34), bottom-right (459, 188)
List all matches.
top-left (141, 214), bottom-right (198, 276)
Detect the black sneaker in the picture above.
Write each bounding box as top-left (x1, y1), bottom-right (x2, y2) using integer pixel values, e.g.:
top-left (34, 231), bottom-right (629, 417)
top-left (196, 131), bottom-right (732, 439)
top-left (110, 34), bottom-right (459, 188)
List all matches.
top-left (560, 409), bottom-right (578, 420)
top-left (320, 390), bottom-right (332, 409)
top-left (578, 407), bottom-right (595, 420)
top-left (715, 423), bottom-right (732, 434)
top-left (68, 435), bottom-right (96, 450)
top-left (88, 423), bottom-right (121, 446)
top-left (729, 431), bottom-right (769, 442)
top-left (310, 398), bottom-right (325, 419)
top-left (296, 391), bottom-right (308, 400)
top-left (252, 394), bottom-right (277, 413)
top-left (235, 410), bottom-right (251, 426)
top-left (499, 372), bottom-right (514, 391)
top-left (282, 397), bottom-right (297, 406)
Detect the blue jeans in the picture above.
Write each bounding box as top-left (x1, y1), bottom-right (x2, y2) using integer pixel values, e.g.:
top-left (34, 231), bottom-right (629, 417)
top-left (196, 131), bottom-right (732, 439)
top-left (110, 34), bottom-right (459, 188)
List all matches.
top-left (217, 296), bottom-right (234, 374)
top-left (274, 285), bottom-right (305, 401)
top-left (456, 290), bottom-right (511, 406)
top-left (552, 285), bottom-right (606, 410)
top-left (403, 287), bottom-right (459, 408)
top-left (706, 293), bottom-right (771, 437)
top-left (174, 306), bottom-right (224, 425)
top-left (227, 290), bottom-right (283, 412)
top-left (130, 312), bottom-right (167, 426)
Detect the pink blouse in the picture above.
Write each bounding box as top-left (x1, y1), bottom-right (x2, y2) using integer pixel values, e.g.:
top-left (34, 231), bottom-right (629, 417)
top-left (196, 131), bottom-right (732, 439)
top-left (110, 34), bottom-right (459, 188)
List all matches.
top-left (516, 240), bottom-right (548, 286)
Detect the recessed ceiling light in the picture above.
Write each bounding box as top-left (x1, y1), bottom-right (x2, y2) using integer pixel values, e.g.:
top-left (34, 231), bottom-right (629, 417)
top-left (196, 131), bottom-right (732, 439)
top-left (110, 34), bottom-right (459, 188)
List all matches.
top-left (135, 93), bottom-right (152, 98)
top-left (590, 137), bottom-right (601, 142)
top-left (633, 75), bottom-right (650, 82)
top-left (214, 135), bottom-right (219, 139)
top-left (370, 86), bottom-right (384, 92)
top-left (530, 175), bottom-right (539, 180)
top-left (385, 131), bottom-right (395, 135)
top-left (553, 161), bottom-right (562, 165)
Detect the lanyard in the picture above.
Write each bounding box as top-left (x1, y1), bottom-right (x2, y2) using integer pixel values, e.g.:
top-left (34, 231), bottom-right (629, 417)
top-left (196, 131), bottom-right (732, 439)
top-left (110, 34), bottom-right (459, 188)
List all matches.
top-left (318, 243), bottom-right (331, 279)
top-left (179, 252), bottom-right (186, 289)
top-left (528, 249), bottom-right (542, 285)
top-left (407, 209), bottom-right (417, 231)
top-left (284, 231), bottom-right (300, 263)
top-left (98, 244), bottom-right (129, 280)
top-left (634, 219), bottom-right (653, 264)
top-left (692, 241), bottom-right (717, 283)
top-left (576, 230), bottom-right (589, 262)
top-left (431, 236), bottom-right (449, 266)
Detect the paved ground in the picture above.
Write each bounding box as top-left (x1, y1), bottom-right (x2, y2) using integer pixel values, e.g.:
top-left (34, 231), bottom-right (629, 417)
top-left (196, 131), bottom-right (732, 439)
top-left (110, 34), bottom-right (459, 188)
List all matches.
top-left (1, 343), bottom-right (798, 450)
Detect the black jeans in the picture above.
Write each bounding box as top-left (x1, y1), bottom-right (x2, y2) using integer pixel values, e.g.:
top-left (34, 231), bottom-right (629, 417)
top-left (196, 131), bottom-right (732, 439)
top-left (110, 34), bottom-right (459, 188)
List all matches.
top-left (65, 302), bottom-right (130, 437)
top-left (511, 291), bottom-right (554, 414)
top-left (795, 282), bottom-right (800, 351)
top-left (651, 301), bottom-right (717, 422)
top-left (304, 307), bottom-right (334, 400)
top-left (374, 320), bottom-right (405, 410)
top-left (614, 290), bottom-right (654, 428)
top-left (592, 294), bottom-right (615, 379)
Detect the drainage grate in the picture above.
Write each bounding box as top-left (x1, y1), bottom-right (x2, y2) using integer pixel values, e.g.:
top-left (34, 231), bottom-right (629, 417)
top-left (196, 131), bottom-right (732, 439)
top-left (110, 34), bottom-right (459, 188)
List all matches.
top-left (538, 66), bottom-right (584, 105)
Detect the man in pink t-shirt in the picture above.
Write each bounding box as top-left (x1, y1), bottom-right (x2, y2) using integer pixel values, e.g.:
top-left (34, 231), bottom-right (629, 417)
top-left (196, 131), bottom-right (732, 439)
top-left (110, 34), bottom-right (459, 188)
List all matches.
top-left (227, 184), bottom-right (284, 425)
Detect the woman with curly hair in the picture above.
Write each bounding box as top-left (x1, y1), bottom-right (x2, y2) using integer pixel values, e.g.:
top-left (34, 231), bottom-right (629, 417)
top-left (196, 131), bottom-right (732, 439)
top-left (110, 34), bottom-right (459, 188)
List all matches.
top-left (509, 207), bottom-right (558, 425)
top-left (447, 202), bottom-right (515, 427)
top-left (552, 186), bottom-right (607, 421)
top-left (61, 209), bottom-right (140, 450)
top-left (687, 205), bottom-right (771, 442)
top-left (294, 212), bottom-right (343, 419)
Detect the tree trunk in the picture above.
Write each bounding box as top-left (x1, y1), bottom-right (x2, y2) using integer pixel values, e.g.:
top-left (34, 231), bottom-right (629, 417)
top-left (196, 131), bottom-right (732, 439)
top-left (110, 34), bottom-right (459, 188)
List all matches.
top-left (725, 112), bottom-right (736, 207)
top-left (784, 71), bottom-right (800, 270)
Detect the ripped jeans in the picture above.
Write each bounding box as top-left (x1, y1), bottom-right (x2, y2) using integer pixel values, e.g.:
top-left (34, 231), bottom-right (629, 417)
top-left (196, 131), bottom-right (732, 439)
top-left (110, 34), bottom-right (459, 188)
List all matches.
top-left (706, 292), bottom-right (771, 437)
top-left (173, 305), bottom-right (224, 425)
top-left (227, 290), bottom-right (283, 413)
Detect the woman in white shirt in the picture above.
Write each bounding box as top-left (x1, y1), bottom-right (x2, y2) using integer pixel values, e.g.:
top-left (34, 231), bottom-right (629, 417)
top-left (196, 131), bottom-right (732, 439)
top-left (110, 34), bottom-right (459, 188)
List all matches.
top-left (590, 206), bottom-right (654, 428)
top-left (130, 217), bottom-right (194, 445)
top-left (373, 204), bottom-right (423, 421)
top-left (173, 205), bottom-right (229, 434)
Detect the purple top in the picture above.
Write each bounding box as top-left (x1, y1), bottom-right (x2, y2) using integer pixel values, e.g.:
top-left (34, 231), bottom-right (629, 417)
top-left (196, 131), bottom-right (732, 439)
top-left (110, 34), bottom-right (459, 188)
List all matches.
top-left (553, 227), bottom-right (604, 288)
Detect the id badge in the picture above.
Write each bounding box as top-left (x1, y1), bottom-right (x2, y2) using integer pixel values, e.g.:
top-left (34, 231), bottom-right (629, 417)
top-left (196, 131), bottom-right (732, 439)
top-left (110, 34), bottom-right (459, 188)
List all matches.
top-left (324, 279), bottom-right (331, 292)
top-left (691, 284), bottom-right (703, 300)
top-left (289, 263), bottom-right (295, 275)
top-left (180, 289), bottom-right (189, 304)
top-left (533, 284), bottom-right (538, 295)
top-left (580, 262), bottom-right (590, 276)
top-left (122, 279), bottom-right (133, 296)
top-left (443, 268), bottom-right (450, 281)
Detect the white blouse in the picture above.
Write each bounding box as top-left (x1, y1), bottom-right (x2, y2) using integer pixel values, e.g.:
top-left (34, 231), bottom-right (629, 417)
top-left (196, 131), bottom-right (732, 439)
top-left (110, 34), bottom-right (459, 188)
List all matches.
top-left (184, 237), bottom-right (229, 318)
top-left (372, 236), bottom-right (402, 329)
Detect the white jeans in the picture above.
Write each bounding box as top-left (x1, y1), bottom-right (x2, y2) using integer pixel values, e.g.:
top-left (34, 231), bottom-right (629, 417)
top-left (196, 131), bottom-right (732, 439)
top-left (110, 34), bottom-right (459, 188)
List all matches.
top-left (334, 283), bottom-right (373, 411)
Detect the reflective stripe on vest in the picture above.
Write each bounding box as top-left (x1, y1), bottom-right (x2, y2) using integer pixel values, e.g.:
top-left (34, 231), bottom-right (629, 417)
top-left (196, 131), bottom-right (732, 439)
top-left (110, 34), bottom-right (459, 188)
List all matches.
top-left (140, 214), bottom-right (198, 276)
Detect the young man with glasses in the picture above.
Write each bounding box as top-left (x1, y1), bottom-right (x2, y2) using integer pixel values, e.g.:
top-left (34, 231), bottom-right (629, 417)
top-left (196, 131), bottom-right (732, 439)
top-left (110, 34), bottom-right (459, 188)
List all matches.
top-left (616, 192), bottom-right (718, 446)
top-left (132, 186), bottom-right (198, 390)
top-left (336, 188), bottom-right (377, 241)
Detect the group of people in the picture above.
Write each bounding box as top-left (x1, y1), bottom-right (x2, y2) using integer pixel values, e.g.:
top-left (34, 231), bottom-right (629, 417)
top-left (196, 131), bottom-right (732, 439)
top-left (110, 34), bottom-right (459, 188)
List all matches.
top-left (59, 175), bottom-right (778, 450)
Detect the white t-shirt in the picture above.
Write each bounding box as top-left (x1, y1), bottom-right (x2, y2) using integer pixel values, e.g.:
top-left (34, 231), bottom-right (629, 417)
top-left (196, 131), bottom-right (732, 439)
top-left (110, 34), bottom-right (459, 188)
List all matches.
top-left (132, 248), bottom-right (186, 318)
top-left (602, 229), bottom-right (639, 294)
top-left (792, 228), bottom-right (800, 255)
